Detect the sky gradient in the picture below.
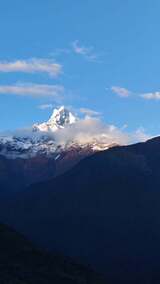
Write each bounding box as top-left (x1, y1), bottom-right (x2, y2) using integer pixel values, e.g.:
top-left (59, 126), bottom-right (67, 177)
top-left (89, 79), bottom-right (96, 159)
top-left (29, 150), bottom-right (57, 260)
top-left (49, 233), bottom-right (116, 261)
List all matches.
top-left (0, 0), bottom-right (160, 137)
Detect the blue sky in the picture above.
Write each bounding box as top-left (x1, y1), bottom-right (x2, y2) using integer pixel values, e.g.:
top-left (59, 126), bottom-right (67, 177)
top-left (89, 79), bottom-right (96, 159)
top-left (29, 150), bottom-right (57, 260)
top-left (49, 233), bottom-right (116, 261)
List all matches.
top-left (0, 0), bottom-right (160, 136)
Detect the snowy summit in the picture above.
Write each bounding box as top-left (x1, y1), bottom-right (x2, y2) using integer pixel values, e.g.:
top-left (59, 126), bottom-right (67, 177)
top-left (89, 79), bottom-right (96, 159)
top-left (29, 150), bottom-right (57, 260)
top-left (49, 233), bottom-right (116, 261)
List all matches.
top-left (33, 106), bottom-right (77, 132)
top-left (0, 106), bottom-right (119, 159)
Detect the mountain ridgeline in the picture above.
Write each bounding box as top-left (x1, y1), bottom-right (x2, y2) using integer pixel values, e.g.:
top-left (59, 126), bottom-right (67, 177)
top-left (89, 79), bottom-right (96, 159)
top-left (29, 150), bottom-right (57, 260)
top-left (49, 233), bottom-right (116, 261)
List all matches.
top-left (1, 136), bottom-right (160, 283)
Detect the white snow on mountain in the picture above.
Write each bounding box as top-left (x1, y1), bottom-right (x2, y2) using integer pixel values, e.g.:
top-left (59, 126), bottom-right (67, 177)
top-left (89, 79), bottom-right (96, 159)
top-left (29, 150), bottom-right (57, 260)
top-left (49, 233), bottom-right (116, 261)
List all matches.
top-left (33, 106), bottom-right (77, 132)
top-left (0, 106), bottom-right (129, 159)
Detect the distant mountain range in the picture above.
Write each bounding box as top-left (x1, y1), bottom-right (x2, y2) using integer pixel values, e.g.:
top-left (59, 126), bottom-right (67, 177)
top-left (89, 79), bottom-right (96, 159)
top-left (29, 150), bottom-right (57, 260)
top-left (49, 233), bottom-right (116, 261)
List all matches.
top-left (0, 106), bottom-right (117, 190)
top-left (1, 136), bottom-right (160, 283)
top-left (0, 106), bottom-right (114, 159)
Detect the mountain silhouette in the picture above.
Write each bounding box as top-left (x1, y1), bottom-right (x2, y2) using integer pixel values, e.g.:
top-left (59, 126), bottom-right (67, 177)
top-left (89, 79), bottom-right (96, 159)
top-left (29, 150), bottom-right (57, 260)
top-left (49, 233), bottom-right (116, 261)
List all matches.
top-left (1, 136), bottom-right (160, 283)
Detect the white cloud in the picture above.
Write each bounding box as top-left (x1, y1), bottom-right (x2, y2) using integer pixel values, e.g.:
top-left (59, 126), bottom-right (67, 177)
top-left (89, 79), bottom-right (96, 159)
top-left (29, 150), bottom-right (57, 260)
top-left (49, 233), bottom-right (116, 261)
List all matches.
top-left (141, 92), bottom-right (160, 100)
top-left (0, 58), bottom-right (62, 77)
top-left (79, 107), bottom-right (101, 117)
top-left (38, 104), bottom-right (54, 110)
top-left (72, 40), bottom-right (98, 62)
top-left (131, 127), bottom-right (150, 142)
top-left (54, 116), bottom-right (150, 147)
top-left (111, 86), bottom-right (131, 97)
top-left (0, 83), bottom-right (64, 99)
top-left (54, 116), bottom-right (130, 147)
top-left (110, 86), bottom-right (160, 101)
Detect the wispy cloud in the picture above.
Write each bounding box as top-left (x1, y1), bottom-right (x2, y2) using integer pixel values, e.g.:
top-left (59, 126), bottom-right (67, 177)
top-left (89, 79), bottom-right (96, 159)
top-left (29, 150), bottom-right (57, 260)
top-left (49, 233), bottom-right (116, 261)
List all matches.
top-left (38, 104), bottom-right (54, 110)
top-left (71, 40), bottom-right (98, 62)
top-left (79, 107), bottom-right (101, 117)
top-left (110, 86), bottom-right (160, 101)
top-left (141, 92), bottom-right (160, 100)
top-left (0, 58), bottom-right (62, 77)
top-left (132, 127), bottom-right (150, 142)
top-left (0, 83), bottom-right (64, 99)
top-left (110, 86), bottom-right (131, 98)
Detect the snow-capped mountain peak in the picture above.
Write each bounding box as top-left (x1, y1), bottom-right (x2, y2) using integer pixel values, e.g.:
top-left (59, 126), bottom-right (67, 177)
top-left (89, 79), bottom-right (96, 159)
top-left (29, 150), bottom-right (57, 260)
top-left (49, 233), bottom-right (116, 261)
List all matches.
top-left (33, 106), bottom-right (77, 132)
top-left (48, 106), bottom-right (76, 128)
top-left (0, 106), bottom-right (119, 159)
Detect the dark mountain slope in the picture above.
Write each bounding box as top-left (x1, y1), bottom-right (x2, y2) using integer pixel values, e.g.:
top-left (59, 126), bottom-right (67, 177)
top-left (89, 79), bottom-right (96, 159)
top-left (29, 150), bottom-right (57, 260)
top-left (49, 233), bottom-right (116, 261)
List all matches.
top-left (0, 146), bottom-right (94, 195)
top-left (0, 223), bottom-right (105, 284)
top-left (2, 137), bottom-right (160, 282)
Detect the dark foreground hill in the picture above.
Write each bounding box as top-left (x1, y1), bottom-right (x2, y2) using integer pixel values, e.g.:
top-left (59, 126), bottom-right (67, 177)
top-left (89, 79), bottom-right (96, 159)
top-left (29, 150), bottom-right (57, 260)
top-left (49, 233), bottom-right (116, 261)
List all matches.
top-left (2, 136), bottom-right (160, 283)
top-left (0, 223), bottom-right (105, 284)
